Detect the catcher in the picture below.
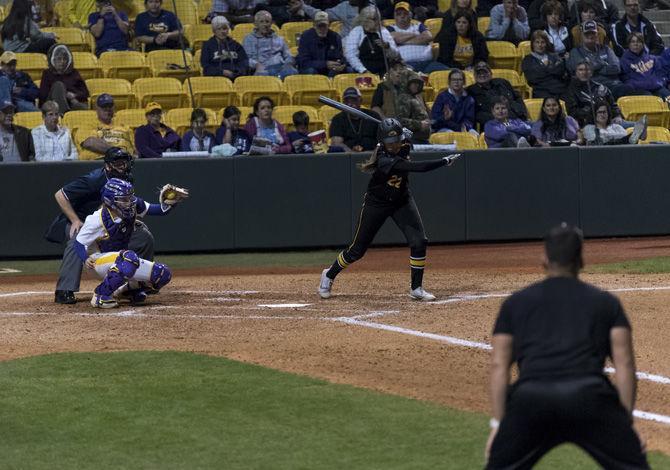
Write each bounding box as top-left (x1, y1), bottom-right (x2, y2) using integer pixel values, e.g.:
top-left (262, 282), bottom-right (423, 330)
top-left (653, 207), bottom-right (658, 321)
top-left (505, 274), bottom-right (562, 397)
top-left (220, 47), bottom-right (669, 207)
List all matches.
top-left (74, 178), bottom-right (188, 308)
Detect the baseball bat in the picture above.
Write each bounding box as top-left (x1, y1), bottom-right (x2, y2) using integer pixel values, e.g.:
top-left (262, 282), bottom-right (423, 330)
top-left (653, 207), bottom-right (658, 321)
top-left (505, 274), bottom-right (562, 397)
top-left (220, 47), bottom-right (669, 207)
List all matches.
top-left (318, 96), bottom-right (382, 125)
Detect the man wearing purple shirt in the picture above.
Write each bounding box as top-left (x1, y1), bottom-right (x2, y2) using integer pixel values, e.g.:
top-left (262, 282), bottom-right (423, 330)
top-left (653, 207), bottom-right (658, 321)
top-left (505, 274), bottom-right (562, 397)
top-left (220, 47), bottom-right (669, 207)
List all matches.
top-left (134, 102), bottom-right (180, 158)
top-left (484, 96), bottom-right (532, 148)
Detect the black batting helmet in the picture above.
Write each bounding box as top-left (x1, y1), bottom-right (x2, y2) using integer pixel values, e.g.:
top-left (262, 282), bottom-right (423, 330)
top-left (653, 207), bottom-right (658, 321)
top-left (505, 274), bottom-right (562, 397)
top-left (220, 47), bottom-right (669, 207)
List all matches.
top-left (377, 118), bottom-right (404, 144)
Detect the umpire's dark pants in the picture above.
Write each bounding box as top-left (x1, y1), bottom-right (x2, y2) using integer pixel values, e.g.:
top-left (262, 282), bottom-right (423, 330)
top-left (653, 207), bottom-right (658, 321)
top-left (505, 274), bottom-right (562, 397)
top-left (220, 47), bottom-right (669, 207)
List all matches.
top-left (487, 376), bottom-right (649, 470)
top-left (55, 221), bottom-right (154, 292)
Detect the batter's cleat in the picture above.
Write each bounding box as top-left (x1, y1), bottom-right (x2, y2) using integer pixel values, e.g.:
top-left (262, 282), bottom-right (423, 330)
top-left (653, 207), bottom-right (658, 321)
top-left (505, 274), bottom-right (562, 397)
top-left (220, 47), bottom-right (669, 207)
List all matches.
top-left (410, 286), bottom-right (436, 301)
top-left (90, 294), bottom-right (119, 309)
top-left (55, 290), bottom-right (76, 304)
top-left (318, 268), bottom-right (334, 299)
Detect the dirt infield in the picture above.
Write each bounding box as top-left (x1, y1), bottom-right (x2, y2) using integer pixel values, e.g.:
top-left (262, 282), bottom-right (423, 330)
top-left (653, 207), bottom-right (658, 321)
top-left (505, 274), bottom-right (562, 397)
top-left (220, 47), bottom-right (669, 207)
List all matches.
top-left (1, 237), bottom-right (670, 454)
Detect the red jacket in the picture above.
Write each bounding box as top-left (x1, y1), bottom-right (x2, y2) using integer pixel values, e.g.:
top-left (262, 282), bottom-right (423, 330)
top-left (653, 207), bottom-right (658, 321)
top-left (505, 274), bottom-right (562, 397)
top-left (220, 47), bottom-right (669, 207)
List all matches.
top-left (38, 68), bottom-right (89, 105)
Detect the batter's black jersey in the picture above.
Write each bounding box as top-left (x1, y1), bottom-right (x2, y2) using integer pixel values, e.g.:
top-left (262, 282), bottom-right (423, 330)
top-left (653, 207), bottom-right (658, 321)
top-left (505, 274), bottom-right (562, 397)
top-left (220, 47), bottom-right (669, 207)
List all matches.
top-left (366, 146), bottom-right (447, 203)
top-left (493, 276), bottom-right (631, 382)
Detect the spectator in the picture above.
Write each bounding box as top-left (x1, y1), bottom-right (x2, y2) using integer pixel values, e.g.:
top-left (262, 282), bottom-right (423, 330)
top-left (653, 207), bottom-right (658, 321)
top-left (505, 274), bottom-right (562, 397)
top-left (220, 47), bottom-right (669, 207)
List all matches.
top-left (215, 105), bottom-right (251, 154)
top-left (386, 2), bottom-right (447, 74)
top-left (620, 32), bottom-right (670, 101)
top-left (31, 101), bottom-right (79, 161)
top-left (39, 44), bottom-right (90, 112)
top-left (521, 30), bottom-right (568, 99)
top-left (527, 0), bottom-right (570, 32)
top-left (388, 0), bottom-right (440, 22)
top-left (134, 102), bottom-right (180, 158)
top-left (435, 0), bottom-right (477, 43)
top-left (590, 0), bottom-right (619, 29)
top-left (531, 96), bottom-right (579, 146)
top-left (570, 1), bottom-right (608, 48)
top-left (395, 68), bottom-right (431, 144)
top-left (80, 94), bottom-right (134, 160)
top-left (344, 6), bottom-right (399, 77)
top-left (467, 61), bottom-right (528, 128)
top-left (244, 96), bottom-right (292, 154)
top-left (611, 0), bottom-right (664, 58)
top-left (243, 10), bottom-right (297, 79)
top-left (0, 100), bottom-right (35, 162)
top-left (371, 60), bottom-right (405, 119)
top-left (564, 61), bottom-right (623, 127)
top-left (88, 0), bottom-right (130, 57)
top-left (287, 110), bottom-right (314, 153)
top-left (431, 69), bottom-right (476, 134)
top-left (208, 0), bottom-right (264, 24)
top-left (135, 0), bottom-right (185, 53)
top-left (537, 0), bottom-right (571, 57)
top-left (181, 108), bottom-right (216, 152)
top-left (302, 0), bottom-right (361, 39)
top-left (329, 86), bottom-right (380, 151)
top-left (296, 11), bottom-right (349, 76)
top-left (484, 96), bottom-right (532, 148)
top-left (486, 0), bottom-right (530, 46)
top-left (583, 100), bottom-right (647, 145)
top-left (0, 51), bottom-right (39, 112)
top-left (437, 10), bottom-right (488, 70)
top-left (1, 0), bottom-right (56, 54)
top-left (284, 0), bottom-right (311, 24)
top-left (201, 16), bottom-right (249, 78)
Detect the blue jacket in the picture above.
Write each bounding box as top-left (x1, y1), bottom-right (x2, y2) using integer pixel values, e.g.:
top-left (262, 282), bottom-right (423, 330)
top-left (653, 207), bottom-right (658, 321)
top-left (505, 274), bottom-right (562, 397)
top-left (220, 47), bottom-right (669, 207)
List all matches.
top-left (295, 28), bottom-right (345, 74)
top-left (201, 36), bottom-right (249, 78)
top-left (484, 119), bottom-right (531, 148)
top-left (431, 89), bottom-right (475, 132)
top-left (214, 125), bottom-right (251, 154)
top-left (620, 49), bottom-right (666, 91)
top-left (0, 70), bottom-right (39, 103)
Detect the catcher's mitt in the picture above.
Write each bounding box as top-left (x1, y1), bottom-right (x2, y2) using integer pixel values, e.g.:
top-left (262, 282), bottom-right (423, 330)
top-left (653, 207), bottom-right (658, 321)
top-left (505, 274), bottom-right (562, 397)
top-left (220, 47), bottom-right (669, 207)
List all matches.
top-left (159, 184), bottom-right (189, 208)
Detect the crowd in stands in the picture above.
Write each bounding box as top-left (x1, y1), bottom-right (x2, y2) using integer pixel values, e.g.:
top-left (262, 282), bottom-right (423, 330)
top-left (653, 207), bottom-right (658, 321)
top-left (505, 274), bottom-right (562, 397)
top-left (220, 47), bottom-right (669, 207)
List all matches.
top-left (3, 0), bottom-right (670, 162)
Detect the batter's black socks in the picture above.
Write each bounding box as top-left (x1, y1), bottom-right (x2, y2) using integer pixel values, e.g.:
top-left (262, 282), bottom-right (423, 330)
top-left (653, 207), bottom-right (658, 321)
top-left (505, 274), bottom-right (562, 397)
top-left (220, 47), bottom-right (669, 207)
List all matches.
top-left (410, 256), bottom-right (426, 290)
top-left (326, 252), bottom-right (349, 279)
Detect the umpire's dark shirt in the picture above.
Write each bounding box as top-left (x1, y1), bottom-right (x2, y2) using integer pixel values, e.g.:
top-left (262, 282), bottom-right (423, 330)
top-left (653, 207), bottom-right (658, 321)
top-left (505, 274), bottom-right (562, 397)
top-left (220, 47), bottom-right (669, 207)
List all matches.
top-left (493, 276), bottom-right (630, 383)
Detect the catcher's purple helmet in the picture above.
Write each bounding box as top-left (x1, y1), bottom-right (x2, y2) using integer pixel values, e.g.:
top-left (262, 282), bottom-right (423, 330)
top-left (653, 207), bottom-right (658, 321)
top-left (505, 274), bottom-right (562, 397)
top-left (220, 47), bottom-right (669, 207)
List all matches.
top-left (101, 178), bottom-right (136, 218)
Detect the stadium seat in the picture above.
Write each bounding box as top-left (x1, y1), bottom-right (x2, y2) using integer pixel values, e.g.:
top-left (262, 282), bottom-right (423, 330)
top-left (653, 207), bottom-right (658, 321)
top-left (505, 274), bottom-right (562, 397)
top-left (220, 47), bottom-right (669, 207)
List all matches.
top-left (15, 53), bottom-right (47, 82)
top-left (13, 111), bottom-right (43, 129)
top-left (382, 19), bottom-right (418, 26)
top-left (189, 24), bottom-right (213, 50)
top-left (477, 16), bottom-right (490, 33)
top-left (492, 69), bottom-right (529, 98)
top-left (430, 131), bottom-right (479, 149)
top-left (284, 74), bottom-right (336, 106)
top-left (187, 76), bottom-right (237, 108)
top-left (53, 0), bottom-right (72, 26)
top-left (438, 0), bottom-right (451, 11)
top-left (218, 106), bottom-right (253, 125)
top-left (273, 105), bottom-right (322, 132)
top-left (280, 21), bottom-right (312, 48)
top-left (639, 126), bottom-right (670, 144)
top-left (233, 76), bottom-right (289, 106)
top-left (100, 51), bottom-right (150, 82)
top-left (115, 108), bottom-right (150, 130)
top-left (517, 41), bottom-right (531, 60)
top-left (478, 132), bottom-right (487, 148)
top-left (230, 23), bottom-right (279, 43)
top-left (192, 49), bottom-right (202, 74)
top-left (289, 45), bottom-right (298, 57)
top-left (319, 105), bottom-right (340, 126)
top-left (617, 96), bottom-right (670, 128)
top-left (43, 27), bottom-right (89, 51)
top-left (62, 110), bottom-right (99, 135)
top-left (424, 18), bottom-right (442, 38)
top-left (72, 52), bottom-right (102, 80)
top-left (165, 107), bottom-right (218, 134)
top-left (524, 98), bottom-right (567, 121)
top-left (332, 73), bottom-right (380, 106)
top-left (147, 50), bottom-right (197, 79)
top-left (330, 21), bottom-right (342, 34)
top-left (487, 41), bottom-right (518, 70)
top-left (86, 78), bottom-right (134, 109)
top-left (162, 0), bottom-right (200, 25)
top-left (133, 77), bottom-right (188, 108)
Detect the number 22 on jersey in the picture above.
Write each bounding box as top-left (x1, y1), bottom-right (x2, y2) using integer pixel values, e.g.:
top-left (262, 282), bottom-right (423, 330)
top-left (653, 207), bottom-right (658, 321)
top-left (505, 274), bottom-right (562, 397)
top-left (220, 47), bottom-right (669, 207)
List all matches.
top-left (387, 175), bottom-right (403, 189)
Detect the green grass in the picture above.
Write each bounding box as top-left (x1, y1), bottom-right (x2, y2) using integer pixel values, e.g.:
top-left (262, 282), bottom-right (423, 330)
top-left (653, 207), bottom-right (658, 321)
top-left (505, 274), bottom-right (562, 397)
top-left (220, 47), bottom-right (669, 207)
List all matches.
top-left (0, 352), bottom-right (667, 469)
top-left (589, 256), bottom-right (670, 274)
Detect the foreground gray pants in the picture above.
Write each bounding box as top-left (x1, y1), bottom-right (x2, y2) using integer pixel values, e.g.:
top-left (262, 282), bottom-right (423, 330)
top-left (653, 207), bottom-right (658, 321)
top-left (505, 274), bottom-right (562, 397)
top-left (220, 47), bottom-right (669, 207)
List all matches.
top-left (55, 221), bottom-right (155, 292)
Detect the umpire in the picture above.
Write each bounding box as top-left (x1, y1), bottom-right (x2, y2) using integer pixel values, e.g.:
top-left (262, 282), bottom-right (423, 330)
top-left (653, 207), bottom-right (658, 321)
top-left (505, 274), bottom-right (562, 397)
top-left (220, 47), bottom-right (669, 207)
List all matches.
top-left (486, 223), bottom-right (649, 469)
top-left (46, 147), bottom-right (154, 304)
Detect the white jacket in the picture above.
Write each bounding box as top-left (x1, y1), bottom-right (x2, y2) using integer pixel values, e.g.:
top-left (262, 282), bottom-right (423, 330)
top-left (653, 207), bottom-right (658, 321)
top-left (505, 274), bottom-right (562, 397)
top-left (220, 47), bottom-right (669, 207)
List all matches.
top-left (344, 26), bottom-right (399, 74)
top-left (32, 124), bottom-right (78, 161)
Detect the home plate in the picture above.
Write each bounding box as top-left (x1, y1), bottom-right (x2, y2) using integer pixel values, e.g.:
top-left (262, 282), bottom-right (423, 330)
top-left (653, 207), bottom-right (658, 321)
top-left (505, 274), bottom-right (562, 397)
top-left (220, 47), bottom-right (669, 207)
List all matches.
top-left (257, 303), bottom-right (312, 308)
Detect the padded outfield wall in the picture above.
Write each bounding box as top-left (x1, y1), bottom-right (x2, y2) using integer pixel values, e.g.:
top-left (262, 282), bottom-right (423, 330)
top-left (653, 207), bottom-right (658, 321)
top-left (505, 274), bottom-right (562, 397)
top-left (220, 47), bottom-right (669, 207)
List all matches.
top-left (1, 146), bottom-right (669, 258)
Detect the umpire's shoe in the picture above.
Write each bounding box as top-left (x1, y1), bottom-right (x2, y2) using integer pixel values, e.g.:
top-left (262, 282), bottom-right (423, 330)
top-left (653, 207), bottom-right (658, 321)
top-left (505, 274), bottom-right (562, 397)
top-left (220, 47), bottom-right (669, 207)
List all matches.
top-left (318, 269), bottom-right (334, 299)
top-left (410, 286), bottom-right (436, 301)
top-left (54, 290), bottom-right (76, 304)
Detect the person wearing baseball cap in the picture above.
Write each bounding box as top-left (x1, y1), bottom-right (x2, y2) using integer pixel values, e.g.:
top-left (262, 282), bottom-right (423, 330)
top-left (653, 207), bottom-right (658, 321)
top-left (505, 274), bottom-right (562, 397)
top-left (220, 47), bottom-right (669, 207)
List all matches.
top-left (79, 93), bottom-right (135, 160)
top-left (0, 51), bottom-right (39, 112)
top-left (0, 99), bottom-right (35, 162)
top-left (329, 87), bottom-right (380, 152)
top-left (295, 10), bottom-right (349, 77)
top-left (134, 102), bottom-right (181, 158)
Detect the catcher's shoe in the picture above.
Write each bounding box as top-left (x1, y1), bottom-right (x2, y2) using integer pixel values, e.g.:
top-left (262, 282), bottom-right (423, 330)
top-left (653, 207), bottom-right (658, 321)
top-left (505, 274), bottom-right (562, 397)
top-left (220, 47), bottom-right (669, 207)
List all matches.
top-left (410, 286), bottom-right (436, 301)
top-left (55, 290), bottom-right (76, 304)
top-left (318, 268), bottom-right (334, 299)
top-left (91, 294), bottom-right (119, 309)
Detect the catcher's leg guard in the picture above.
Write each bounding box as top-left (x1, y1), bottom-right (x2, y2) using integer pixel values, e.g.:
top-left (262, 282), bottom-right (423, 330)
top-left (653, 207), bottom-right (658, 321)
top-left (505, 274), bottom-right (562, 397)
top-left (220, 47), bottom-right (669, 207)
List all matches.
top-left (149, 262), bottom-right (172, 291)
top-left (95, 250), bottom-right (141, 297)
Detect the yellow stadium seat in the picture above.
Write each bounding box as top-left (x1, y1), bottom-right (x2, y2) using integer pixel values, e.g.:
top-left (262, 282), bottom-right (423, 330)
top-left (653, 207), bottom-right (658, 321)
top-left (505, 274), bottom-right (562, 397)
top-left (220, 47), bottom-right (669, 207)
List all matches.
top-left (382, 19), bottom-right (419, 26)
top-left (163, 0), bottom-right (199, 25)
top-left (284, 74), bottom-right (335, 106)
top-left (218, 106), bottom-right (253, 125)
top-left (429, 69), bottom-right (475, 96)
top-left (72, 52), bottom-right (102, 80)
top-left (487, 41), bottom-right (518, 70)
top-left (617, 96), bottom-right (670, 128)
top-left (492, 69), bottom-right (529, 98)
top-left (14, 111), bottom-right (43, 129)
top-left (424, 18), bottom-right (442, 38)
top-left (523, 98), bottom-right (567, 121)
top-left (330, 21), bottom-right (342, 34)
top-left (43, 27), bottom-right (89, 51)
top-left (289, 45), bottom-right (298, 57)
top-left (54, 0), bottom-right (72, 26)
top-left (62, 110), bottom-right (99, 135)
top-left (332, 73), bottom-right (380, 106)
top-left (186, 76), bottom-right (236, 108)
top-left (199, 0), bottom-right (213, 18)
top-left (189, 23), bottom-right (213, 50)
top-left (438, 0), bottom-right (451, 10)
top-left (478, 132), bottom-right (487, 149)
top-left (165, 107), bottom-right (218, 134)
top-left (273, 105), bottom-right (322, 132)
top-left (15, 53), bottom-right (48, 82)
top-left (133, 77), bottom-right (188, 108)
top-left (517, 40), bottom-right (531, 59)
top-left (477, 16), bottom-right (490, 33)
top-left (319, 105), bottom-right (340, 127)
top-left (233, 76), bottom-right (289, 106)
top-left (280, 21), bottom-right (312, 48)
top-left (147, 49), bottom-right (197, 79)
top-left (430, 131), bottom-right (479, 149)
top-left (115, 108), bottom-right (150, 130)
top-left (230, 23), bottom-right (279, 43)
top-left (100, 51), bottom-right (150, 82)
top-left (86, 78), bottom-right (134, 109)
top-left (639, 126), bottom-right (670, 144)
top-left (192, 49), bottom-right (202, 73)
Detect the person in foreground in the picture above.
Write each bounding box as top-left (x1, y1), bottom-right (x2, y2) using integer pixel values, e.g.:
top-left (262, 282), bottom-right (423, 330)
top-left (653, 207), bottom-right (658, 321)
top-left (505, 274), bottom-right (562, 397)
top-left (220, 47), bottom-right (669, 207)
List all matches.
top-left (485, 223), bottom-right (649, 470)
top-left (318, 118), bottom-right (461, 301)
top-left (74, 178), bottom-right (187, 308)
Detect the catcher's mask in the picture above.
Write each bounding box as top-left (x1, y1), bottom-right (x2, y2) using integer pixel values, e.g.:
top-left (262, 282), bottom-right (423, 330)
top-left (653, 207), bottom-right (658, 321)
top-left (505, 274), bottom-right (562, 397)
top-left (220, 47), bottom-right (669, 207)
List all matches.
top-left (103, 147), bottom-right (133, 180)
top-left (377, 118), bottom-right (404, 144)
top-left (102, 178), bottom-right (137, 218)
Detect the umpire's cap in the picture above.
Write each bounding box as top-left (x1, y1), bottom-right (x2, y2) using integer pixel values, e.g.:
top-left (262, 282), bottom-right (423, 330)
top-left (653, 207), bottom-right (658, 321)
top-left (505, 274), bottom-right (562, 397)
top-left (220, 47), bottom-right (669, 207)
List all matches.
top-left (104, 147), bottom-right (132, 164)
top-left (378, 118), bottom-right (404, 144)
top-left (544, 223), bottom-right (583, 268)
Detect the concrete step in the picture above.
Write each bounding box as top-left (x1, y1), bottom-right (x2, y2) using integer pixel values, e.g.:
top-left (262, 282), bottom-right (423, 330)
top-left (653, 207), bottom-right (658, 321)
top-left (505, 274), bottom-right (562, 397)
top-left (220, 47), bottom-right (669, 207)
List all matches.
top-left (643, 8), bottom-right (670, 21)
top-left (652, 20), bottom-right (670, 33)
top-left (660, 33), bottom-right (670, 45)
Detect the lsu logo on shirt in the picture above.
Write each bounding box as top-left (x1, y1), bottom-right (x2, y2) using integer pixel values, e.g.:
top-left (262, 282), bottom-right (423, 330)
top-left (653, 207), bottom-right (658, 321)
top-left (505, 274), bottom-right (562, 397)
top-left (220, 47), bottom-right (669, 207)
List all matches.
top-left (213, 50), bottom-right (239, 61)
top-left (149, 22), bottom-right (169, 34)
